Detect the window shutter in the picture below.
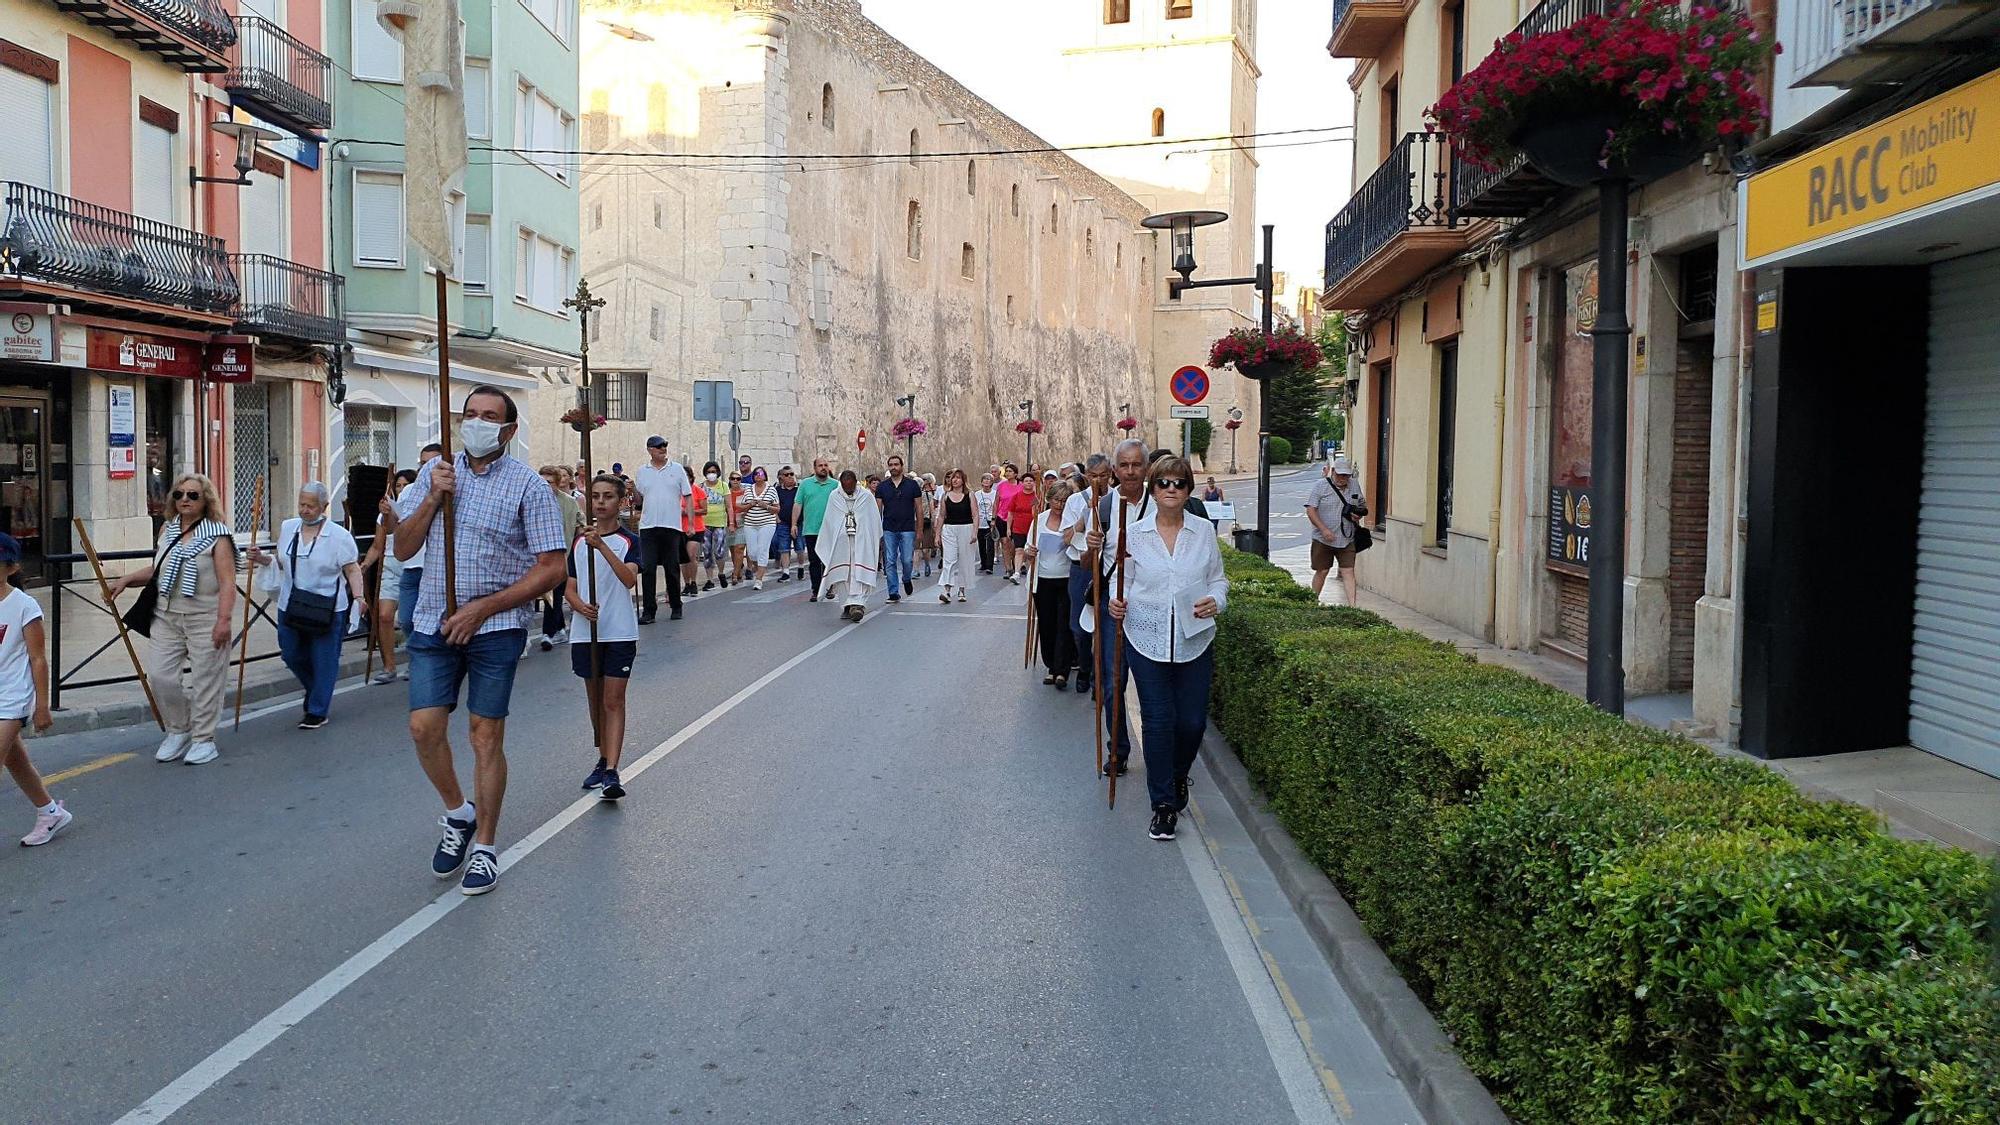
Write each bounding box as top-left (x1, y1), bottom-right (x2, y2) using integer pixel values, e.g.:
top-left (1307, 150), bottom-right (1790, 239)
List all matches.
top-left (465, 60), bottom-right (490, 137)
top-left (354, 172), bottom-right (404, 265)
top-left (516, 230), bottom-right (533, 300)
top-left (352, 1), bottom-right (402, 80)
top-left (133, 121), bottom-right (176, 223)
top-left (242, 162), bottom-right (287, 258)
top-left (0, 68), bottom-right (54, 190)
top-left (464, 215), bottom-right (490, 291)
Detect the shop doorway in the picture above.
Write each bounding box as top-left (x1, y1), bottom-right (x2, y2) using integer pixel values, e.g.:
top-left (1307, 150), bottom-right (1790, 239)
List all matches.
top-left (0, 396), bottom-right (50, 582)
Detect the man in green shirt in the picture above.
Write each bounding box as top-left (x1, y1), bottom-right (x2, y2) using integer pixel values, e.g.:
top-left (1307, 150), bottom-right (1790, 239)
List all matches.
top-left (793, 456), bottom-right (840, 602)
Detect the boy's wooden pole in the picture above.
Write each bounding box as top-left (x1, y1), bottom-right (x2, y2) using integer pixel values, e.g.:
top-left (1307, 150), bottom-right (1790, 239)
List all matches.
top-left (564, 279), bottom-right (608, 750)
top-left (73, 517), bottom-right (164, 730)
top-left (234, 476), bottom-right (265, 730)
top-left (1108, 499), bottom-right (1128, 811)
top-left (434, 269), bottom-right (458, 618)
top-left (1021, 492), bottom-right (1041, 669)
top-left (362, 463), bottom-right (394, 685)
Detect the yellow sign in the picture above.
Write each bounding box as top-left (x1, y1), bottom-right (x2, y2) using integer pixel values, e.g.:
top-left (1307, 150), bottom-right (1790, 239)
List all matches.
top-left (1744, 67), bottom-right (2000, 264)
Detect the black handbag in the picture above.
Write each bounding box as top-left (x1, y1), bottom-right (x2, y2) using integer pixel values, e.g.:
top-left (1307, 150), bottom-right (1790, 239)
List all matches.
top-left (1336, 492), bottom-right (1374, 553)
top-left (279, 530), bottom-right (341, 635)
top-left (121, 523), bottom-right (193, 638)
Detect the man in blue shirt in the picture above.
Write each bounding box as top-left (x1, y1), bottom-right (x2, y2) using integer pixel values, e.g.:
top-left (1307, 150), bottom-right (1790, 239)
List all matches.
top-left (874, 454), bottom-right (925, 602)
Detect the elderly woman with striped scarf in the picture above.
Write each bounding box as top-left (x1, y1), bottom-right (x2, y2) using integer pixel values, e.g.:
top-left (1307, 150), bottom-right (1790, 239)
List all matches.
top-left (112, 473), bottom-right (237, 766)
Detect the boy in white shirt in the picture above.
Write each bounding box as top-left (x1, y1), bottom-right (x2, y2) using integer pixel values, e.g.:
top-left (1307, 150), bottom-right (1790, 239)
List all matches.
top-left (0, 534), bottom-right (68, 846)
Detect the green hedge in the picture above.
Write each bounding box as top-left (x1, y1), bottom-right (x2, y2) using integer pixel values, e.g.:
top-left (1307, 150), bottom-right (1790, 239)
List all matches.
top-left (1211, 546), bottom-right (2000, 1124)
top-left (1265, 435), bottom-right (1294, 464)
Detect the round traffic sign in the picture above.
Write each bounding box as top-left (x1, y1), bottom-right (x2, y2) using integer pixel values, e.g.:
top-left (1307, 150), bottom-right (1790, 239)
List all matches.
top-left (1171, 365), bottom-right (1210, 406)
top-left (857, 428), bottom-right (868, 452)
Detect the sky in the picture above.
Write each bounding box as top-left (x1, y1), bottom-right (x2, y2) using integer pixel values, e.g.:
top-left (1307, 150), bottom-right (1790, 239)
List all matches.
top-left (860, 0), bottom-right (1355, 304)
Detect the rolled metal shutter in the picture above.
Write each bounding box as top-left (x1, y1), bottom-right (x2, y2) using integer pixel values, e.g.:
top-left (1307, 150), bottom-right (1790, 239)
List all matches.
top-left (1911, 249), bottom-right (2000, 777)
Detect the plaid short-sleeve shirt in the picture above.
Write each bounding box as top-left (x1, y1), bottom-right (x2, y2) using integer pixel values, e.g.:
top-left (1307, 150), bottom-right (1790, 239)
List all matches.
top-left (395, 452), bottom-right (566, 637)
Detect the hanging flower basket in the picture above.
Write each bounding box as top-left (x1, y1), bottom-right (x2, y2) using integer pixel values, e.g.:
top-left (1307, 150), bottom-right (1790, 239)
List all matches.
top-left (1425, 1), bottom-right (1773, 186)
top-left (1015, 419), bottom-right (1045, 435)
top-left (1116, 416), bottom-right (1140, 431)
top-left (1225, 418), bottom-right (1243, 431)
top-left (560, 405), bottom-right (608, 433)
top-left (891, 417), bottom-right (928, 440)
top-left (1209, 326), bottom-right (1321, 382)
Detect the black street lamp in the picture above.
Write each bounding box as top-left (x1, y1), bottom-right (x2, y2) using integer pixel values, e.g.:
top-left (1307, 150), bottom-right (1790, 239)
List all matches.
top-left (1142, 209), bottom-right (1276, 558)
top-left (1226, 405), bottom-right (1244, 474)
top-left (896, 392), bottom-right (916, 467)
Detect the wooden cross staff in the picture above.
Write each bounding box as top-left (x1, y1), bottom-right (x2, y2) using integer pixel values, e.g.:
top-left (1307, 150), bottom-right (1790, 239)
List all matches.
top-left (564, 278), bottom-right (609, 749)
top-left (1089, 482), bottom-right (1105, 778)
top-left (234, 476), bottom-right (264, 730)
top-left (433, 269), bottom-right (459, 618)
top-left (1020, 489), bottom-right (1042, 669)
top-left (1108, 497), bottom-right (1128, 811)
top-left (72, 517), bottom-right (164, 730)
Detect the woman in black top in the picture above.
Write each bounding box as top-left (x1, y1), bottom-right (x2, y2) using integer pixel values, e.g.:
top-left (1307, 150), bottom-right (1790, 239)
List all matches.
top-left (934, 468), bottom-right (978, 604)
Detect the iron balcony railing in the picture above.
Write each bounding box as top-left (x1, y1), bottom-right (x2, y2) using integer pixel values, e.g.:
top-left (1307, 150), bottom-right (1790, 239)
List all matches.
top-left (224, 15), bottom-right (332, 133)
top-left (230, 254), bottom-right (343, 344)
top-left (1324, 132), bottom-right (1463, 291)
top-left (1332, 0), bottom-right (1352, 34)
top-left (49, 0), bottom-right (236, 70)
top-left (1514, 0), bottom-right (1615, 39)
top-left (0, 182), bottom-right (236, 316)
top-left (1789, 0), bottom-right (1987, 86)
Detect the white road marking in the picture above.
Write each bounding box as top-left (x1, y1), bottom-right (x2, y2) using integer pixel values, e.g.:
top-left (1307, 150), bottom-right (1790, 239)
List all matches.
top-left (1176, 816), bottom-right (1346, 1125)
top-left (886, 611), bottom-right (1024, 621)
top-left (113, 618), bottom-right (874, 1124)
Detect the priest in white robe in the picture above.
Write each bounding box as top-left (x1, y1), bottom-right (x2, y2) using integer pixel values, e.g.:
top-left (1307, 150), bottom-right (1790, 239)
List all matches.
top-left (816, 471), bottom-right (882, 620)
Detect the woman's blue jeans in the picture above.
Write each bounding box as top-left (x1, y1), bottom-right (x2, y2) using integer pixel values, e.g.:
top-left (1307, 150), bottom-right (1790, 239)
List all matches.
top-left (1122, 643), bottom-right (1215, 811)
top-left (277, 620), bottom-right (344, 719)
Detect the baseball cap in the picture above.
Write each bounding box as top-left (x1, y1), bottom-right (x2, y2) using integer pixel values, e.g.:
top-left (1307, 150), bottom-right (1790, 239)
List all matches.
top-left (0, 533), bottom-right (21, 564)
top-left (1330, 455), bottom-right (1355, 475)
top-left (645, 435), bottom-right (668, 449)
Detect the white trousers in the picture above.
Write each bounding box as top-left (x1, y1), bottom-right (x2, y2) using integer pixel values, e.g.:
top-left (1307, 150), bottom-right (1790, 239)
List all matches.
top-left (938, 523), bottom-right (977, 593)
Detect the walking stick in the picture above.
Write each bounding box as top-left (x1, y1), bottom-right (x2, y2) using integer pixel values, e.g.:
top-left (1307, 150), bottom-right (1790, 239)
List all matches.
top-left (362, 464), bottom-right (393, 686)
top-left (73, 517), bottom-right (165, 731)
top-left (1108, 498), bottom-right (1128, 811)
top-left (1090, 485), bottom-right (1104, 778)
top-left (433, 269), bottom-right (459, 618)
top-left (234, 476), bottom-right (265, 730)
top-left (1021, 494), bottom-right (1041, 669)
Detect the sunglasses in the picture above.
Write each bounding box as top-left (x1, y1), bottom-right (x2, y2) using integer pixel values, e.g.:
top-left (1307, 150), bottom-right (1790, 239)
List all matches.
top-left (1151, 477), bottom-right (1194, 492)
top-left (170, 489), bottom-right (203, 501)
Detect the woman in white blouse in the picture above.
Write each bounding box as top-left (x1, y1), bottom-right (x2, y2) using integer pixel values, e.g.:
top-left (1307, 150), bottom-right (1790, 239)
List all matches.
top-left (246, 482), bottom-right (367, 731)
top-left (1107, 455), bottom-right (1227, 842)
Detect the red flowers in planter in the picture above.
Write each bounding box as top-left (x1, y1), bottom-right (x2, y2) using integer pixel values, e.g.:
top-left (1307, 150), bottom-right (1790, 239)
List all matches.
top-left (1426, 1), bottom-right (1773, 172)
top-left (890, 417), bottom-right (928, 440)
top-left (1116, 416), bottom-right (1139, 431)
top-left (1208, 326), bottom-right (1321, 373)
top-left (1015, 419), bottom-right (1045, 435)
top-left (560, 405), bottom-right (607, 433)
top-left (1224, 418), bottom-right (1243, 431)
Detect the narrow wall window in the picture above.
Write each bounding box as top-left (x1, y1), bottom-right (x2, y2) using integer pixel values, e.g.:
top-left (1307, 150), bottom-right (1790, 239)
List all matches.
top-left (1105, 0), bottom-right (1131, 23)
top-left (1049, 202), bottom-right (1058, 234)
top-left (821, 82), bottom-right (835, 130)
top-left (1006, 294), bottom-right (1015, 322)
top-left (809, 252), bottom-right (833, 329)
top-left (652, 199), bottom-right (662, 228)
top-left (1150, 107), bottom-right (1165, 138)
top-left (649, 304), bottom-right (662, 341)
top-left (1382, 78), bottom-right (1400, 162)
top-left (1010, 183), bottom-right (1020, 217)
top-left (590, 201), bottom-right (602, 230)
top-left (909, 128), bottom-right (920, 164)
top-left (1167, 0), bottom-right (1193, 18)
top-left (463, 215), bottom-right (490, 292)
top-left (906, 201), bottom-right (923, 260)
top-left (1445, 2), bottom-right (1466, 85)
top-left (966, 160), bottom-right (976, 195)
top-left (1372, 361), bottom-right (1392, 529)
top-left (961, 243), bottom-right (975, 279)
top-left (1085, 228), bottom-right (1094, 258)
top-left (1433, 343), bottom-right (1457, 548)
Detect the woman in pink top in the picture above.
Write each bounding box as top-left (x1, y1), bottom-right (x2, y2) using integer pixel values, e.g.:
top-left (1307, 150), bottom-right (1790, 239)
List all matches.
top-left (1004, 473), bottom-right (1039, 585)
top-left (994, 463), bottom-right (1022, 581)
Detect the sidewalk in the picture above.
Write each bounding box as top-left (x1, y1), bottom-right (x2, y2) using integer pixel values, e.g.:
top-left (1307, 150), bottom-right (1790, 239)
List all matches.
top-left (33, 579), bottom-right (400, 737)
top-left (1269, 549), bottom-right (2000, 855)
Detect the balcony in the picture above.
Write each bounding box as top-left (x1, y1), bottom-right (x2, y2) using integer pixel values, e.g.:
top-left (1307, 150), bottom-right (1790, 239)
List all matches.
top-left (223, 16), bottom-right (333, 134)
top-left (230, 254), bottom-right (344, 345)
top-left (47, 0), bottom-right (235, 73)
top-left (1790, 0), bottom-right (2000, 88)
top-left (1328, 0), bottom-right (1419, 59)
top-left (1322, 133), bottom-right (1479, 310)
top-left (0, 182), bottom-right (237, 323)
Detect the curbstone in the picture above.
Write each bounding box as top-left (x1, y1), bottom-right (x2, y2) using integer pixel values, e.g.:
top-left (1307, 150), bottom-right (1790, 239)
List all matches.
top-left (46, 645), bottom-right (394, 738)
top-left (1199, 726), bottom-right (1513, 1125)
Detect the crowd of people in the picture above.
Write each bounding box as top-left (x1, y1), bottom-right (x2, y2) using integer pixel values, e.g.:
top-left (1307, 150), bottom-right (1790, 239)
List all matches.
top-left (4, 389), bottom-right (1376, 873)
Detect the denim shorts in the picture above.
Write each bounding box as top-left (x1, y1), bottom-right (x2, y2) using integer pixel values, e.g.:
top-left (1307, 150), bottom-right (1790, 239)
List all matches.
top-left (772, 525), bottom-right (796, 555)
top-left (408, 629), bottom-right (526, 719)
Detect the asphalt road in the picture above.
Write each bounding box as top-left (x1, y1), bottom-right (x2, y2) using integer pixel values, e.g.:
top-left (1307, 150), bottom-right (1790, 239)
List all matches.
top-left (2, 527), bottom-right (1420, 1125)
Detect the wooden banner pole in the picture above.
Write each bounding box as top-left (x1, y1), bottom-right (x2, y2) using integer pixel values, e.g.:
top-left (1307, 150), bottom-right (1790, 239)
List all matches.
top-left (73, 517), bottom-right (164, 730)
top-left (234, 476), bottom-right (265, 730)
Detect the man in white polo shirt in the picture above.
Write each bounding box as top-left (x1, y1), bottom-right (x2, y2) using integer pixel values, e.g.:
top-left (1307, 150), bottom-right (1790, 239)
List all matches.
top-left (633, 435), bottom-right (690, 623)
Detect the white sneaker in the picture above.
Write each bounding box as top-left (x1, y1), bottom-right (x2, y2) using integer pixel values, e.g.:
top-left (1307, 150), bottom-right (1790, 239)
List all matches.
top-left (183, 741), bottom-right (219, 765)
top-left (549, 627), bottom-right (568, 646)
top-left (155, 732), bottom-right (191, 762)
top-left (753, 579), bottom-right (764, 590)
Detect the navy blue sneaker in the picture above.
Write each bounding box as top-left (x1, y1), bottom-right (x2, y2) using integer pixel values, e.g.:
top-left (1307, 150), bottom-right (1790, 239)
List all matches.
top-left (582, 758), bottom-right (607, 791)
top-left (599, 769), bottom-right (625, 801)
top-left (887, 593), bottom-right (901, 604)
top-left (431, 811), bottom-right (476, 878)
top-left (460, 850), bottom-right (500, 896)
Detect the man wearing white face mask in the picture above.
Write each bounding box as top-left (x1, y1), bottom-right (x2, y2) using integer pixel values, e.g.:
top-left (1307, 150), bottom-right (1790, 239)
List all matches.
top-left (393, 386), bottom-right (567, 897)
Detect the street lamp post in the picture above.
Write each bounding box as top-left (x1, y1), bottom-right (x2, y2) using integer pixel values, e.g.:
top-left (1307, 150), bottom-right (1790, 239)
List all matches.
top-left (1227, 405), bottom-right (1243, 474)
top-left (1141, 210), bottom-right (1276, 557)
top-left (896, 392), bottom-right (916, 467)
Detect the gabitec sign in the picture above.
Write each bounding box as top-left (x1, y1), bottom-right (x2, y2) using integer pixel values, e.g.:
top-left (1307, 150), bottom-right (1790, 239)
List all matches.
top-left (1743, 68), bottom-right (2000, 267)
